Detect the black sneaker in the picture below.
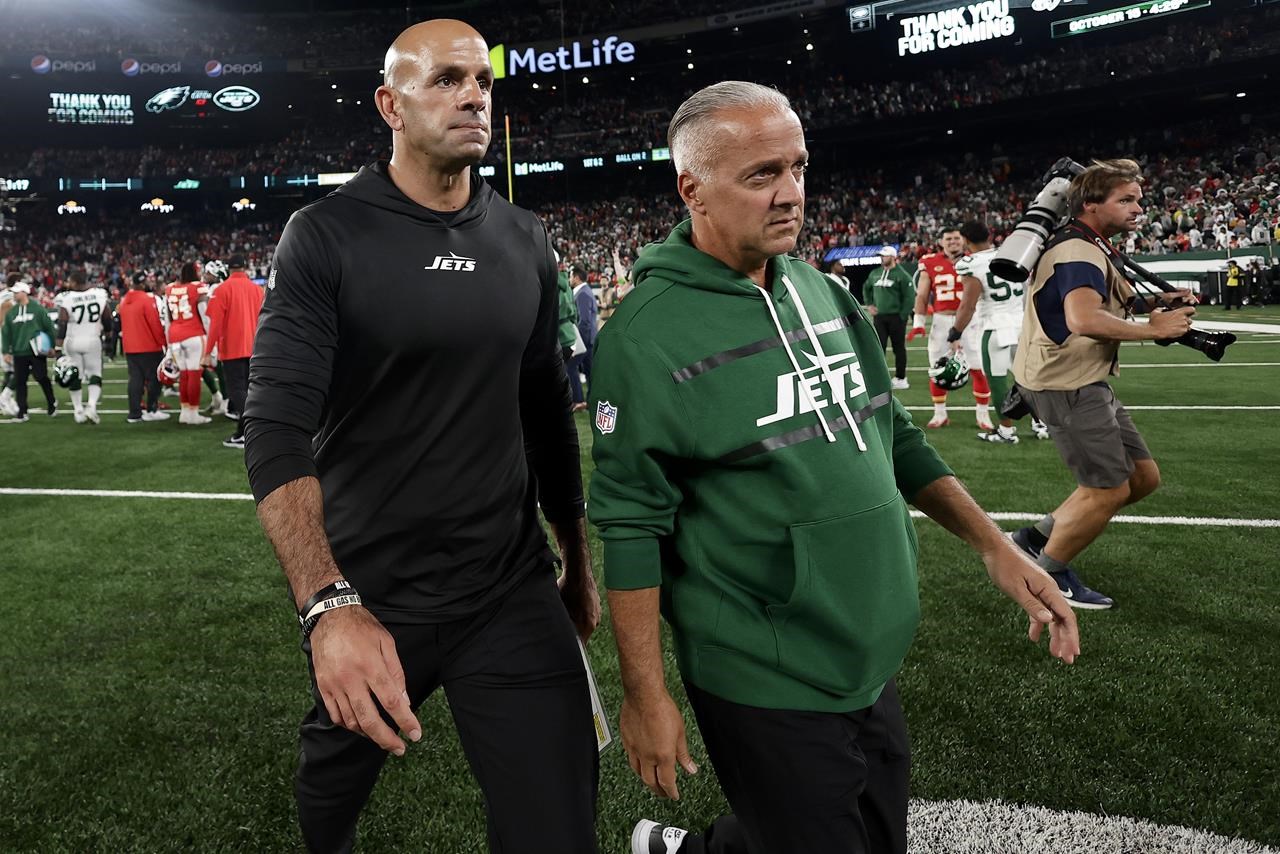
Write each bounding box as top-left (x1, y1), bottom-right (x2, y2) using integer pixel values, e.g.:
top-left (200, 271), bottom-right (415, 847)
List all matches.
top-left (1010, 526), bottom-right (1047, 561)
top-left (222, 435), bottom-right (245, 449)
top-left (47, 402), bottom-right (57, 417)
top-left (631, 820), bottom-right (688, 854)
top-left (1051, 568), bottom-right (1115, 610)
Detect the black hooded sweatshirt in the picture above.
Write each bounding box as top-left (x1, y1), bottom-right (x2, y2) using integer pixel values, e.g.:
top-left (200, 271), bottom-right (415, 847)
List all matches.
top-left (243, 162), bottom-right (581, 622)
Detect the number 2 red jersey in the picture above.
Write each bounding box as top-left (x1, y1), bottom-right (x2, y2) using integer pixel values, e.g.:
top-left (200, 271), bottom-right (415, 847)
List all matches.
top-left (918, 253), bottom-right (962, 313)
top-left (164, 281), bottom-right (208, 342)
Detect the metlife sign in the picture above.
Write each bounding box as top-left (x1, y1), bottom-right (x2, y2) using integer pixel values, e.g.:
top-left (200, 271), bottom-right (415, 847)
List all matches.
top-left (489, 36), bottom-right (636, 78)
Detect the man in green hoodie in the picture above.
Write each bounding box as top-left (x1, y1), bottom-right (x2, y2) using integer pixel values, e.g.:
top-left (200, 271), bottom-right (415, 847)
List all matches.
top-left (588, 82), bottom-right (1080, 854)
top-left (865, 245), bottom-right (915, 390)
top-left (2, 281), bottom-right (59, 421)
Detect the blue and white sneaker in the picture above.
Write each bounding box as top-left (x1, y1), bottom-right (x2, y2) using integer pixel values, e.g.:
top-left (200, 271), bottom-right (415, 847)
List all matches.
top-left (632, 819), bottom-right (688, 854)
top-left (1051, 568), bottom-right (1114, 610)
top-left (1010, 526), bottom-right (1046, 560)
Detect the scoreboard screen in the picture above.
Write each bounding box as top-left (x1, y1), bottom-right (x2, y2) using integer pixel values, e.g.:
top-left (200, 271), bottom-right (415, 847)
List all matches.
top-left (849, 0), bottom-right (1244, 58)
top-left (0, 73), bottom-right (288, 144)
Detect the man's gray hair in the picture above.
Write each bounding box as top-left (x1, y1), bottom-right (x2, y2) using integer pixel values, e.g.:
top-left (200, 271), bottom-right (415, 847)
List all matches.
top-left (668, 81), bottom-right (793, 180)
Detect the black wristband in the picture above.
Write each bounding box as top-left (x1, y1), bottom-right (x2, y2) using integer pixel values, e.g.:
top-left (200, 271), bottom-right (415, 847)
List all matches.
top-left (946, 326), bottom-right (962, 343)
top-left (300, 593), bottom-right (363, 637)
top-left (297, 580), bottom-right (354, 623)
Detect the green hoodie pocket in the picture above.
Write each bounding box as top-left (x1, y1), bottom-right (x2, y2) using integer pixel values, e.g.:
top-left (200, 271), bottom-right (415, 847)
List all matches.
top-left (767, 495), bottom-right (920, 698)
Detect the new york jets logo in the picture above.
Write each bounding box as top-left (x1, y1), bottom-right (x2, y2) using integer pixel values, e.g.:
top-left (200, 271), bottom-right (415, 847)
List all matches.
top-left (757, 350), bottom-right (866, 427)
top-left (424, 252), bottom-right (477, 272)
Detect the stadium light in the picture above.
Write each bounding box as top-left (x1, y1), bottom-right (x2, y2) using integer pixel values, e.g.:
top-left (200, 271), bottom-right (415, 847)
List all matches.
top-left (629, 76), bottom-right (635, 81)
top-left (786, 59), bottom-right (792, 65)
top-left (687, 62), bottom-right (694, 70)
top-left (946, 129), bottom-right (954, 135)
top-left (330, 84), bottom-right (337, 89)
top-left (1236, 92), bottom-right (1247, 98)
top-left (582, 76), bottom-right (589, 83)
top-left (806, 43), bottom-right (814, 51)
top-left (532, 82), bottom-right (539, 89)
top-left (336, 97), bottom-right (343, 103)
top-left (686, 48), bottom-right (692, 54)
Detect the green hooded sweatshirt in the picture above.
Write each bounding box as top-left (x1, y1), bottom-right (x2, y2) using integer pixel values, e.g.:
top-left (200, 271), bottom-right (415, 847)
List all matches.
top-left (588, 221), bottom-right (951, 713)
top-left (2, 299), bottom-right (57, 356)
top-left (865, 262), bottom-right (914, 318)
top-left (557, 270), bottom-right (579, 352)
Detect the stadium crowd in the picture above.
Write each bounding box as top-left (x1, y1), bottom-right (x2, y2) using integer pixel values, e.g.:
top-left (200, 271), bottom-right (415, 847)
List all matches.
top-left (4, 7), bottom-right (1279, 180)
top-left (4, 120), bottom-right (1278, 305)
top-left (2, 0), bottom-right (730, 58)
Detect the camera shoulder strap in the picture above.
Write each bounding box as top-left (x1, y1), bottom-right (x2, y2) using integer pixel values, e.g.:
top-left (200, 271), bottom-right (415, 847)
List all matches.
top-left (1047, 221), bottom-right (1154, 311)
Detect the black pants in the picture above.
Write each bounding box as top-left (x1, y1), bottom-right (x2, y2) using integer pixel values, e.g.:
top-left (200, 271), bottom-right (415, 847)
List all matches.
top-left (677, 680), bottom-right (910, 854)
top-left (12, 355), bottom-right (55, 417)
top-left (1223, 285), bottom-right (1242, 310)
top-left (126, 351), bottom-right (163, 419)
top-left (222, 357), bottom-right (249, 437)
top-left (295, 566), bottom-right (599, 853)
top-left (874, 315), bottom-right (908, 380)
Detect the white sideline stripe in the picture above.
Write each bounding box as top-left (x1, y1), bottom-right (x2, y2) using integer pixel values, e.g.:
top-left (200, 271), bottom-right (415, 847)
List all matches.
top-left (2, 487), bottom-right (1275, 527)
top-left (0, 488), bottom-right (253, 501)
top-left (900, 362), bottom-right (1280, 372)
top-left (15, 405), bottom-right (1278, 421)
top-left (909, 799), bottom-right (1278, 854)
top-left (907, 510), bottom-right (1280, 528)
top-left (1121, 362), bottom-right (1280, 368)
top-left (902, 405), bottom-right (1280, 411)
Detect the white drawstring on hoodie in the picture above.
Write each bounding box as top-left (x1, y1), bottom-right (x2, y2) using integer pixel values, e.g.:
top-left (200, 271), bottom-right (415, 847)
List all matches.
top-left (754, 276), bottom-right (867, 452)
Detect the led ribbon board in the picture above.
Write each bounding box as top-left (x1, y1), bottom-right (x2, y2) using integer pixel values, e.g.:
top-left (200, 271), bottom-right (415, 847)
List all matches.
top-left (1050, 0), bottom-right (1211, 37)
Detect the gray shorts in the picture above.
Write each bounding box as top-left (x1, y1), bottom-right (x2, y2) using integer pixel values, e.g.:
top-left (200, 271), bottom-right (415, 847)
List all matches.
top-left (1025, 382), bottom-right (1152, 489)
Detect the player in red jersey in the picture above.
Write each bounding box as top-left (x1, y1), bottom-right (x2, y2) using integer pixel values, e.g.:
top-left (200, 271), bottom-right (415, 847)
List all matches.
top-left (909, 227), bottom-right (992, 429)
top-left (164, 261), bottom-right (212, 425)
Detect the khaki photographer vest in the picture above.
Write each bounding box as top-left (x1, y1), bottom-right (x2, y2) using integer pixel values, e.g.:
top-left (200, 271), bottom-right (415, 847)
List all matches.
top-left (1013, 238), bottom-right (1134, 391)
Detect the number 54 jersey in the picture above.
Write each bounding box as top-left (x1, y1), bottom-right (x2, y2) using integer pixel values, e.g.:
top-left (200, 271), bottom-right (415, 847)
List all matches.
top-left (54, 287), bottom-right (109, 345)
top-left (164, 281), bottom-right (209, 342)
top-left (956, 248), bottom-right (1025, 334)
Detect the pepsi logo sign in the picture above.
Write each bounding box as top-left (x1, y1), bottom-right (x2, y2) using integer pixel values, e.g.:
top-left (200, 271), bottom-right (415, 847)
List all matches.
top-left (212, 86), bottom-right (260, 112)
top-left (122, 58), bottom-right (183, 76)
top-left (205, 60), bottom-right (263, 77)
top-left (36, 56), bottom-right (97, 73)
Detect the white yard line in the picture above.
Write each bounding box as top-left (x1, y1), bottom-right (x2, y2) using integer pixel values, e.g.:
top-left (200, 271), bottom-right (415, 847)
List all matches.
top-left (2, 487), bottom-right (1275, 527)
top-left (902, 405), bottom-right (1280, 411)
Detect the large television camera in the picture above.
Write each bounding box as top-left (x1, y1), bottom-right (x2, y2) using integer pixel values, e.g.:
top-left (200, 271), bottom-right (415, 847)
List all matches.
top-left (992, 158), bottom-right (1236, 362)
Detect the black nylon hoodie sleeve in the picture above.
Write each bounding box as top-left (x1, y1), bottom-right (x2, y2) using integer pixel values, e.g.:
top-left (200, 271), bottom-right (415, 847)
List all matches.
top-left (243, 210), bottom-right (339, 503)
top-left (521, 223), bottom-right (584, 523)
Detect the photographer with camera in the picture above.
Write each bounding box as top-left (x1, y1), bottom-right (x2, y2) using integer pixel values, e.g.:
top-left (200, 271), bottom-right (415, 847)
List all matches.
top-left (1009, 159), bottom-right (1196, 610)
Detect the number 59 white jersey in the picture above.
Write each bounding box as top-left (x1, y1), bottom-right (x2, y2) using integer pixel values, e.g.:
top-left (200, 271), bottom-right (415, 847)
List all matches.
top-left (955, 248), bottom-right (1025, 333)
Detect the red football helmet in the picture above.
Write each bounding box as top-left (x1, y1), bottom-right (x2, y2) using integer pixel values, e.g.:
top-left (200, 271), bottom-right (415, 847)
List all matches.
top-left (157, 352), bottom-right (180, 387)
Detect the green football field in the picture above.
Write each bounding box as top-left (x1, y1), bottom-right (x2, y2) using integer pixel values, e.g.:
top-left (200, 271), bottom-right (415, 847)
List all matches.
top-left (2, 306), bottom-right (1278, 852)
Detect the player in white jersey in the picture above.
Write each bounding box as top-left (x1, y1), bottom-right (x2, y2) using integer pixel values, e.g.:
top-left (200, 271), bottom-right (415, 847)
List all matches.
top-left (54, 270), bottom-right (110, 424)
top-left (951, 221), bottom-right (1048, 444)
top-left (0, 277), bottom-right (16, 416)
top-left (198, 259), bottom-right (229, 415)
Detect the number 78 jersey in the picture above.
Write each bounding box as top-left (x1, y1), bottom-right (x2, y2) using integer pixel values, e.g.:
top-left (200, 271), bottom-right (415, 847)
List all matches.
top-left (54, 287), bottom-right (109, 343)
top-left (956, 248), bottom-right (1025, 332)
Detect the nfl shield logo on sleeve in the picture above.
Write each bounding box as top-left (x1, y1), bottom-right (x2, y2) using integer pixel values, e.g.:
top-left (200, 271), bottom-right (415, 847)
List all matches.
top-left (595, 401), bottom-right (618, 434)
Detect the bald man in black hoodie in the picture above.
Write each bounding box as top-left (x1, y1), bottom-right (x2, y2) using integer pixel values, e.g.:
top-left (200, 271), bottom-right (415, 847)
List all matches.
top-left (244, 19), bottom-right (600, 853)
